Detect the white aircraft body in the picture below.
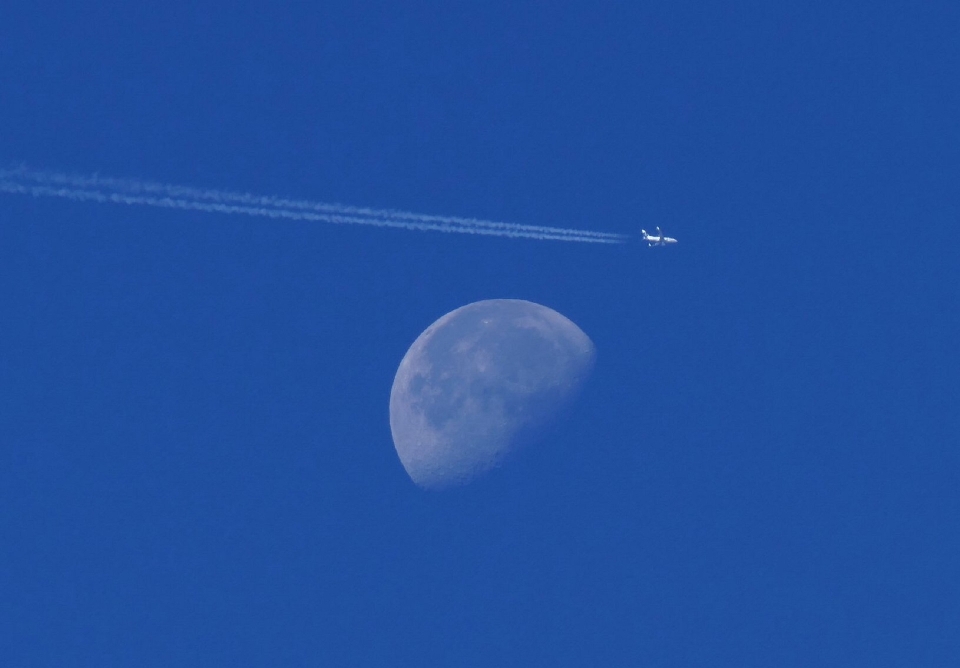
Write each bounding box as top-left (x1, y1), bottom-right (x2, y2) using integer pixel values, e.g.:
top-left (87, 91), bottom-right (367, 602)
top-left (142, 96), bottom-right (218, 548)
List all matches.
top-left (641, 227), bottom-right (678, 247)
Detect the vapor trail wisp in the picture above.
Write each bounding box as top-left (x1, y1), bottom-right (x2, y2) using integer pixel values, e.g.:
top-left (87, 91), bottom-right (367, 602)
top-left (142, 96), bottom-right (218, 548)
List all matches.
top-left (0, 168), bottom-right (627, 244)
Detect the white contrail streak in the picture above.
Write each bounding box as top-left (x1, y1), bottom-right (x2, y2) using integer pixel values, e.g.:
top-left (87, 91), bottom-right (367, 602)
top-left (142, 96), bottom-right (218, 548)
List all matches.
top-left (0, 167), bottom-right (627, 244)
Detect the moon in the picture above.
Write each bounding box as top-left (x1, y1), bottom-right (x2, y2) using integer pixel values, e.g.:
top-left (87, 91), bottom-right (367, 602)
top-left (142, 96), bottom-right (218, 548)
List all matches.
top-left (389, 299), bottom-right (596, 490)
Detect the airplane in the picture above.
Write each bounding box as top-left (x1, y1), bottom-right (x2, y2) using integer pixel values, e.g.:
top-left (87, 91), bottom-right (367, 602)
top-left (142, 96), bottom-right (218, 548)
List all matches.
top-left (641, 226), bottom-right (678, 247)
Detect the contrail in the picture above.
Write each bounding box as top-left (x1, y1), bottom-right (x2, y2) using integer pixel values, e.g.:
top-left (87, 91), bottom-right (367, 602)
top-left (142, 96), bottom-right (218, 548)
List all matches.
top-left (0, 167), bottom-right (627, 244)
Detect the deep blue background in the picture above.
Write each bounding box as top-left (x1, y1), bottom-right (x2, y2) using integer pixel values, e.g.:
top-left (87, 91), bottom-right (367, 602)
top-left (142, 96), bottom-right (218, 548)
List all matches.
top-left (1, 2), bottom-right (958, 664)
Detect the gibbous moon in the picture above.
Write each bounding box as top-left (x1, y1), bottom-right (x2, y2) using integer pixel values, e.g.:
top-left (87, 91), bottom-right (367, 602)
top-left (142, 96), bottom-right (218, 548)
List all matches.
top-left (389, 299), bottom-right (596, 489)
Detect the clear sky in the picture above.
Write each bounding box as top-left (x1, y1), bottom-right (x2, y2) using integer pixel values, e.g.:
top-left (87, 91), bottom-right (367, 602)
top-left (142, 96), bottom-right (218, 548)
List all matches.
top-left (1, 2), bottom-right (957, 664)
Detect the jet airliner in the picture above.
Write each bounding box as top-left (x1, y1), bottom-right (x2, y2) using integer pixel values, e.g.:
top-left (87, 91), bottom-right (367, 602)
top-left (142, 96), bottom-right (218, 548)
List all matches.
top-left (641, 227), bottom-right (677, 247)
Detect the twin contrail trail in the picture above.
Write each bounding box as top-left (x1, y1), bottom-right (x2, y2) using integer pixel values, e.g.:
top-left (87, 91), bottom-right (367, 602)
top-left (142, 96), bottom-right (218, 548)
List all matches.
top-left (0, 167), bottom-right (627, 244)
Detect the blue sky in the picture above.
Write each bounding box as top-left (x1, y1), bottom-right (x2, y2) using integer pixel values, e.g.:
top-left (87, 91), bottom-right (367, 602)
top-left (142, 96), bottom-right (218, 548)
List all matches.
top-left (1, 2), bottom-right (957, 664)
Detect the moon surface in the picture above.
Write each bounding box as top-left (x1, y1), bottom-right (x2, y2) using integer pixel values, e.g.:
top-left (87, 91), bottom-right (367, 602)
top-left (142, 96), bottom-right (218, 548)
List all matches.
top-left (389, 299), bottom-right (596, 490)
